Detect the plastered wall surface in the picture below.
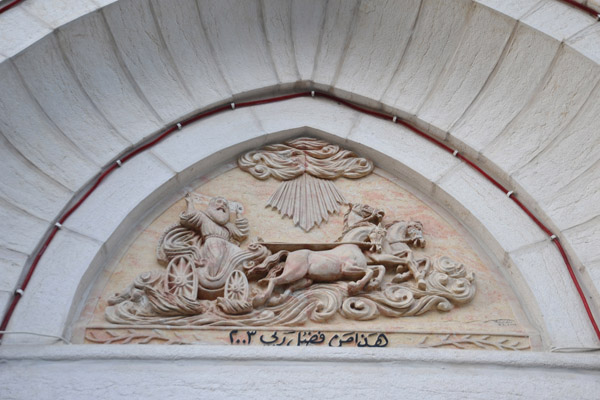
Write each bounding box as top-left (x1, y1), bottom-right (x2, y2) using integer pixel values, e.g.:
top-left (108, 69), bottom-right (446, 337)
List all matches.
top-left (0, 0), bottom-right (599, 398)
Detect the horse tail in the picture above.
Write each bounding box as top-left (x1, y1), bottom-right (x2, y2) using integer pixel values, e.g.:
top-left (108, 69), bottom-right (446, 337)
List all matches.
top-left (246, 250), bottom-right (289, 280)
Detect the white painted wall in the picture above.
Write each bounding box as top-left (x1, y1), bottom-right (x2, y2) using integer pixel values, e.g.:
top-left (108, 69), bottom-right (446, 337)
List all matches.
top-left (0, 0), bottom-right (599, 397)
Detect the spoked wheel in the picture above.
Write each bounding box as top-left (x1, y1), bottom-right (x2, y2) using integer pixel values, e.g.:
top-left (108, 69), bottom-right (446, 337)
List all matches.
top-left (224, 270), bottom-right (249, 301)
top-left (165, 256), bottom-right (198, 300)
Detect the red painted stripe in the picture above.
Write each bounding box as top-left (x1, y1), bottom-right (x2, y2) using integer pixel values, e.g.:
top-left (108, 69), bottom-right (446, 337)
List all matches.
top-left (560, 0), bottom-right (600, 19)
top-left (1, 90), bottom-right (598, 344)
top-left (0, 0), bottom-right (25, 14)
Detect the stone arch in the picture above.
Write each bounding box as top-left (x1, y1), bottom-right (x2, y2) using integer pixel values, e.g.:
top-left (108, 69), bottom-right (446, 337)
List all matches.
top-left (3, 97), bottom-right (596, 349)
top-left (1, 0), bottom-right (600, 396)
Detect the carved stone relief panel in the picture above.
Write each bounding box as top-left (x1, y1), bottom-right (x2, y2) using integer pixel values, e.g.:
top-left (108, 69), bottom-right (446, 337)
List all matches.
top-left (239, 138), bottom-right (373, 231)
top-left (75, 138), bottom-right (537, 350)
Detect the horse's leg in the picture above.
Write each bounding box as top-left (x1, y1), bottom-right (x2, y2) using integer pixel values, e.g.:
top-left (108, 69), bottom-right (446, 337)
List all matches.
top-left (395, 260), bottom-right (409, 274)
top-left (405, 252), bottom-right (427, 290)
top-left (390, 255), bottom-right (412, 283)
top-left (285, 277), bottom-right (313, 294)
top-left (413, 257), bottom-right (430, 290)
top-left (391, 250), bottom-right (410, 274)
top-left (367, 253), bottom-right (409, 275)
top-left (252, 277), bottom-right (277, 307)
top-left (392, 270), bottom-right (412, 283)
top-left (253, 252), bottom-right (310, 307)
top-left (384, 248), bottom-right (428, 287)
top-left (389, 252), bottom-right (424, 287)
top-left (268, 278), bottom-right (313, 306)
top-left (367, 252), bottom-right (414, 284)
top-left (344, 262), bottom-right (374, 295)
top-left (419, 257), bottom-right (431, 276)
top-left (365, 265), bottom-right (385, 291)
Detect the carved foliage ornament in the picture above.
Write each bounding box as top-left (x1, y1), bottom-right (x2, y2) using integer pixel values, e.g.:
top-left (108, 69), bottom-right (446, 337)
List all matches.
top-left (238, 137), bottom-right (373, 231)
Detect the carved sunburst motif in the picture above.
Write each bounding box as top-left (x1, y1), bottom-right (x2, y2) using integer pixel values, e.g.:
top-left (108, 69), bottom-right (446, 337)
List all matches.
top-left (238, 137), bottom-right (373, 231)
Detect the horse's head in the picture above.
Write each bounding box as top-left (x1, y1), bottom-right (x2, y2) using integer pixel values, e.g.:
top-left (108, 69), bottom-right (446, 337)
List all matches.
top-left (385, 220), bottom-right (426, 249)
top-left (368, 223), bottom-right (387, 253)
top-left (406, 221), bottom-right (425, 248)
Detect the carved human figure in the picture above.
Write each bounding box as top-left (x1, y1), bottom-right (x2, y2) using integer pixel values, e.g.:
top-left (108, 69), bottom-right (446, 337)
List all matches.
top-left (181, 195), bottom-right (248, 268)
top-left (177, 194), bottom-right (249, 298)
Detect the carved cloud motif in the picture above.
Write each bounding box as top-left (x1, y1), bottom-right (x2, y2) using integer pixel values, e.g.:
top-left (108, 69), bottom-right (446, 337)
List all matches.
top-left (238, 137), bottom-right (373, 231)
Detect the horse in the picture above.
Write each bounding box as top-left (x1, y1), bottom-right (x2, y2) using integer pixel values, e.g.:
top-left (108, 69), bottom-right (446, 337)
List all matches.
top-left (340, 204), bottom-right (430, 289)
top-left (251, 244), bottom-right (385, 307)
top-left (377, 220), bottom-right (430, 290)
top-left (385, 220), bottom-right (426, 250)
top-left (338, 203), bottom-right (387, 252)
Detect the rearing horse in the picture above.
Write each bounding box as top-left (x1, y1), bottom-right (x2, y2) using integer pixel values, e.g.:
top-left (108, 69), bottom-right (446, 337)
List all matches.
top-left (340, 204), bottom-right (430, 290)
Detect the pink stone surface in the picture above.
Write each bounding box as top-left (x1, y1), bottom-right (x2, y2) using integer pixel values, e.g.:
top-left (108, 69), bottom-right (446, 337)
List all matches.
top-left (77, 168), bottom-right (536, 348)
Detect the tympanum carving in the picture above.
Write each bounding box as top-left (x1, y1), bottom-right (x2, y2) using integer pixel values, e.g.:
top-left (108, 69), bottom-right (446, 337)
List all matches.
top-left (106, 194), bottom-right (476, 327)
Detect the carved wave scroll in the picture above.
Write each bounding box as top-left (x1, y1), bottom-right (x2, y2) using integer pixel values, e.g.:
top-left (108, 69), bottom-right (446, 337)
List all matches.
top-left (105, 252), bottom-right (475, 327)
top-left (238, 137), bottom-right (373, 231)
top-left (340, 257), bottom-right (476, 320)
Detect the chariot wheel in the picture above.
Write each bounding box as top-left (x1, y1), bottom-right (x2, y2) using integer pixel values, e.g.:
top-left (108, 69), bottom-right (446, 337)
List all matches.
top-left (224, 270), bottom-right (249, 301)
top-left (165, 256), bottom-right (198, 299)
